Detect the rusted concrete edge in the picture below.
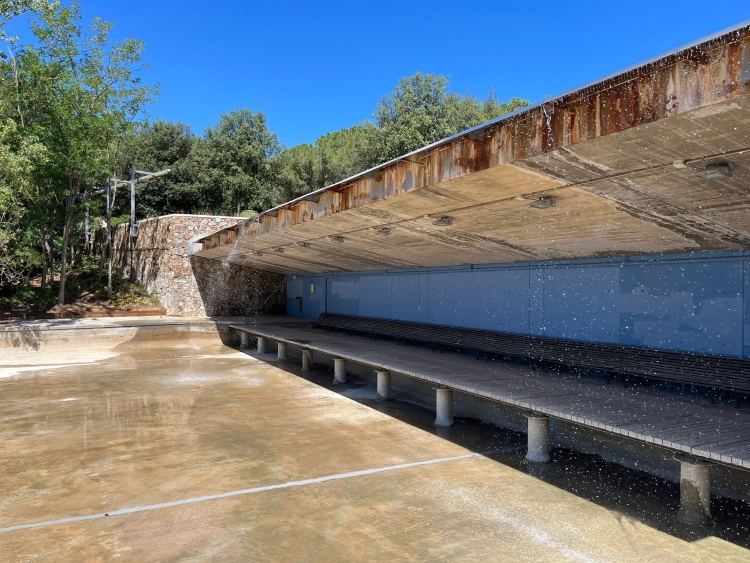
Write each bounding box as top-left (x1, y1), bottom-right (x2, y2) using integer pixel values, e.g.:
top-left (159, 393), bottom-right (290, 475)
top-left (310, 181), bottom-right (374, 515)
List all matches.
top-left (195, 24), bottom-right (750, 256)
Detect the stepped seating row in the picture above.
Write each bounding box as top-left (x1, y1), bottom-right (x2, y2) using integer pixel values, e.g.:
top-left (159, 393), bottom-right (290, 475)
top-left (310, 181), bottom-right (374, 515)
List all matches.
top-left (312, 313), bottom-right (750, 402)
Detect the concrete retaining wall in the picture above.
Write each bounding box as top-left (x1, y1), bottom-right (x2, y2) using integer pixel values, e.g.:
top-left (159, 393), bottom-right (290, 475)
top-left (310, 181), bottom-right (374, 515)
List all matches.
top-left (111, 215), bottom-right (285, 317)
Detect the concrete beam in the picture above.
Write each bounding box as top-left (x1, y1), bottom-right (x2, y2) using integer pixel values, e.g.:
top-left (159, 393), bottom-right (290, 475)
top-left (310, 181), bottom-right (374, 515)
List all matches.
top-left (191, 27), bottom-right (750, 275)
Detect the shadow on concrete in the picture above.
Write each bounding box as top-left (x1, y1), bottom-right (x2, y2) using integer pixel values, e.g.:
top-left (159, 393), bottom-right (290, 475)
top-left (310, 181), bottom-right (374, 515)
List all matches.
top-left (0, 319), bottom-right (80, 352)
top-left (244, 348), bottom-right (750, 550)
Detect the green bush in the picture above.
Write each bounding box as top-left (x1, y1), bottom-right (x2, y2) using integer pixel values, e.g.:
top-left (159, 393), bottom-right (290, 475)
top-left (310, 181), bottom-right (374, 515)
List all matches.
top-left (0, 285), bottom-right (57, 311)
top-left (64, 276), bottom-right (80, 298)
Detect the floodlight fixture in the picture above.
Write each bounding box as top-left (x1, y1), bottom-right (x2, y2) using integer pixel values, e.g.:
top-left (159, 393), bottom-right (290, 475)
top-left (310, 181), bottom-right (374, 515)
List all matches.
top-left (432, 216), bottom-right (453, 226)
top-left (697, 161), bottom-right (733, 180)
top-left (530, 196), bottom-right (557, 209)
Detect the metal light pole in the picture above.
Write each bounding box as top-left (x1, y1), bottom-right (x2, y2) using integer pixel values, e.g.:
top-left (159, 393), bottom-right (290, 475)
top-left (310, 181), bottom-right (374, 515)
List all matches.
top-left (93, 168), bottom-right (171, 296)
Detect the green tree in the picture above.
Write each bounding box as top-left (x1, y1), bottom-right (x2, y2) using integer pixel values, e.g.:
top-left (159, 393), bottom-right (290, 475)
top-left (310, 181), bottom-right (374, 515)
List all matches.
top-left (274, 125), bottom-right (372, 201)
top-left (0, 118), bottom-right (46, 285)
top-left (0, 0), bottom-right (52, 39)
top-left (190, 109), bottom-right (281, 215)
top-left (6, 3), bottom-right (158, 303)
top-left (117, 120), bottom-right (196, 217)
top-left (355, 72), bottom-right (530, 170)
top-left (271, 74), bottom-right (529, 204)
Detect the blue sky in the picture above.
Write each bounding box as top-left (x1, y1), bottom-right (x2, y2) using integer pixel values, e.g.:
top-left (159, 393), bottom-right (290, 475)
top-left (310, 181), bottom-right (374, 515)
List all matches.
top-left (9, 1), bottom-right (750, 147)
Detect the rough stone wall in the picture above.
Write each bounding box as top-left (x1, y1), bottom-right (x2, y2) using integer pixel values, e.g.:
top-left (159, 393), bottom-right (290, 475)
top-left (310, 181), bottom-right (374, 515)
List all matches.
top-left (112, 215), bottom-right (285, 317)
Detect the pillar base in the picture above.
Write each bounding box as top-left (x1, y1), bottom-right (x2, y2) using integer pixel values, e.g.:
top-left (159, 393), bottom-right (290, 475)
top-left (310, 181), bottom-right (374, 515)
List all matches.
top-left (376, 370), bottom-right (392, 401)
top-left (257, 336), bottom-right (268, 355)
top-left (675, 455), bottom-right (713, 526)
top-left (333, 358), bottom-right (347, 384)
top-left (525, 413), bottom-right (551, 463)
top-left (676, 508), bottom-right (713, 527)
top-left (435, 387), bottom-right (454, 427)
top-left (277, 342), bottom-right (288, 362)
top-left (240, 331), bottom-right (250, 349)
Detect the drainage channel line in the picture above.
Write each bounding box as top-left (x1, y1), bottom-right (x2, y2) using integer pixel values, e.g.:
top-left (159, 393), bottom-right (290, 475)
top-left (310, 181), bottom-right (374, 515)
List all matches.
top-left (0, 446), bottom-right (523, 534)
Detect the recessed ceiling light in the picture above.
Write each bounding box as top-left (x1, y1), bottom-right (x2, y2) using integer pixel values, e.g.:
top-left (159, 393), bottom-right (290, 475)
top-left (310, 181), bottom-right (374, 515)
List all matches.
top-left (330, 236), bottom-right (345, 244)
top-left (530, 196), bottom-right (556, 209)
top-left (432, 216), bottom-right (453, 226)
top-left (697, 161), bottom-right (733, 180)
top-left (375, 227), bottom-right (391, 236)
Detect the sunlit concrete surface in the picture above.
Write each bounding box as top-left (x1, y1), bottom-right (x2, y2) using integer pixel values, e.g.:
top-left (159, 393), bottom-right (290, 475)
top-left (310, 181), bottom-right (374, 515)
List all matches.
top-left (1, 332), bottom-right (749, 561)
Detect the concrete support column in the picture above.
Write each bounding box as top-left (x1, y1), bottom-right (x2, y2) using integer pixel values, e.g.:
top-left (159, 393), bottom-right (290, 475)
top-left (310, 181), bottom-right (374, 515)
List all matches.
top-left (257, 336), bottom-right (268, 354)
top-left (240, 331), bottom-right (250, 349)
top-left (526, 414), bottom-right (551, 463)
top-left (676, 456), bottom-right (712, 526)
top-left (434, 388), bottom-right (454, 427)
top-left (376, 370), bottom-right (392, 401)
top-left (333, 358), bottom-right (347, 384)
top-left (277, 342), bottom-right (288, 362)
top-left (301, 349), bottom-right (313, 372)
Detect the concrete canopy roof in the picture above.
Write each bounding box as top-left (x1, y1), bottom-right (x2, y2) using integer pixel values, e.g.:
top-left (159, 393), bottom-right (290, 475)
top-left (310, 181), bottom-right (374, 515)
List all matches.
top-left (193, 23), bottom-right (750, 275)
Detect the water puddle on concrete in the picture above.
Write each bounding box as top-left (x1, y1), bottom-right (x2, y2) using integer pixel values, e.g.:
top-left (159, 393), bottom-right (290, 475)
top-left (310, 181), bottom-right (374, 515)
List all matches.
top-left (0, 335), bottom-right (748, 561)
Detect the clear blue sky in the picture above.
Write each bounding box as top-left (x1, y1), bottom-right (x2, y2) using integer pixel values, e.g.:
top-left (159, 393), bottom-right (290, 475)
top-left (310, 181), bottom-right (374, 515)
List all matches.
top-left (11, 1), bottom-right (750, 147)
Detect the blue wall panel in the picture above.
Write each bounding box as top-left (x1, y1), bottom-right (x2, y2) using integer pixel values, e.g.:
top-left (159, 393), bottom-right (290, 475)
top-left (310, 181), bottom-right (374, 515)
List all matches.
top-left (286, 275), bottom-right (327, 318)
top-left (327, 276), bottom-right (360, 316)
top-left (285, 276), bottom-right (303, 317)
top-left (425, 270), bottom-right (530, 332)
top-left (285, 251), bottom-right (750, 358)
top-left (544, 266), bottom-right (620, 343)
top-left (619, 259), bottom-right (743, 356)
top-left (359, 274), bottom-right (420, 321)
top-left (529, 267), bottom-right (545, 336)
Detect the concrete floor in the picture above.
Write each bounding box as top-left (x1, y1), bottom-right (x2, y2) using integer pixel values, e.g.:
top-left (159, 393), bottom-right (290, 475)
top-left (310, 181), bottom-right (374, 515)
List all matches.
top-left (1, 332), bottom-right (749, 562)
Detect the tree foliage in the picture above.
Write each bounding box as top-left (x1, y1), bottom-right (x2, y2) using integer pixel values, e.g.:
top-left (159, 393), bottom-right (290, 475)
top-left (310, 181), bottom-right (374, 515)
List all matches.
top-left (119, 120), bottom-right (196, 217)
top-left (190, 109), bottom-right (281, 215)
top-left (0, 0), bottom-right (531, 307)
top-left (0, 0), bottom-right (52, 40)
top-left (273, 73), bottom-right (529, 195)
top-left (0, 1), bottom-right (157, 303)
top-left (118, 72), bottom-right (528, 219)
top-left (0, 118), bottom-right (46, 284)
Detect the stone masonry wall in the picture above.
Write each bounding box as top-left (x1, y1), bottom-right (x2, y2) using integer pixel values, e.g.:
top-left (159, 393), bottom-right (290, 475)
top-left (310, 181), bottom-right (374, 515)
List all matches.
top-left (112, 214), bottom-right (285, 317)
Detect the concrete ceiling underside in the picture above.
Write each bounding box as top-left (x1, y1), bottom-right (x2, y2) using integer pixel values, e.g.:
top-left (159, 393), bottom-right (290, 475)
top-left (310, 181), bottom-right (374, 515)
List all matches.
top-left (194, 27), bottom-right (750, 275)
